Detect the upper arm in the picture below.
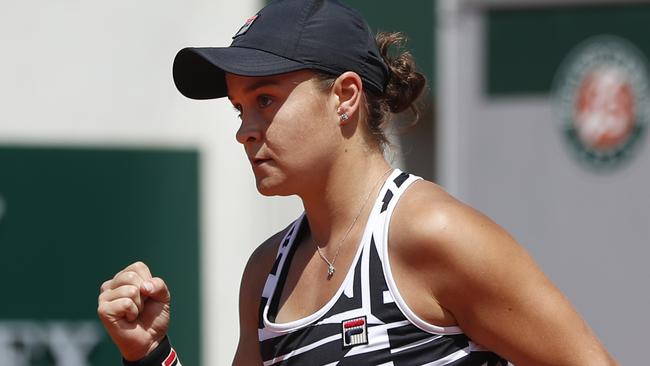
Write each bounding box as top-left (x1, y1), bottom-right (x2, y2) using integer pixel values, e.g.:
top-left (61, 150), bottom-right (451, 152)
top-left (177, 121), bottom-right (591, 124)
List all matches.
top-left (232, 228), bottom-right (288, 366)
top-left (392, 181), bottom-right (617, 366)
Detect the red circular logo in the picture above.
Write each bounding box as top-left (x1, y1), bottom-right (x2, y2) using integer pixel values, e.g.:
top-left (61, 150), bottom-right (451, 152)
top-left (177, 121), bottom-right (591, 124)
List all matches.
top-left (574, 68), bottom-right (636, 150)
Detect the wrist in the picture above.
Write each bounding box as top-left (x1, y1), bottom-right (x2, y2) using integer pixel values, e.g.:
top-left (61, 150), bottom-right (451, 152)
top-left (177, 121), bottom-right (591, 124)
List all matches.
top-left (123, 337), bottom-right (177, 366)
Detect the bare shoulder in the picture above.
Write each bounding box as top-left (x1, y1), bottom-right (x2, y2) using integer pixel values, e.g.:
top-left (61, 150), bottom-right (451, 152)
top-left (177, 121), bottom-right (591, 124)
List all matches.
top-left (234, 222), bottom-right (295, 365)
top-left (238, 222), bottom-right (296, 320)
top-left (237, 222), bottom-right (290, 326)
top-left (391, 179), bottom-right (516, 259)
top-left (390, 180), bottom-right (617, 365)
top-left (390, 179), bottom-right (538, 298)
top-left (240, 223), bottom-right (294, 296)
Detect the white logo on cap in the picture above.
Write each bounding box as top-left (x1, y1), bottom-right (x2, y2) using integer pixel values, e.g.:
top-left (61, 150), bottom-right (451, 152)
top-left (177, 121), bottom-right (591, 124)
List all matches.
top-left (233, 14), bottom-right (259, 39)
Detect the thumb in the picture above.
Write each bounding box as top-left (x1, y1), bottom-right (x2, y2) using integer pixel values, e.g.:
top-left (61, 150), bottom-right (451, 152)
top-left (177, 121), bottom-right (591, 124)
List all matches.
top-left (141, 277), bottom-right (170, 304)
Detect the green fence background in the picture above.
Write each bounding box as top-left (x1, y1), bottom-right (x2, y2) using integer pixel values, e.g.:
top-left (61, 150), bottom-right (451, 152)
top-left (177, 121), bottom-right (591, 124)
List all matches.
top-left (0, 146), bottom-right (200, 366)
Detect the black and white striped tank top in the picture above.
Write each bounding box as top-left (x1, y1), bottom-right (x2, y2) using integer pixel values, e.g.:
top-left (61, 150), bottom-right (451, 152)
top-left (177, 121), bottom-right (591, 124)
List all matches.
top-left (258, 170), bottom-right (508, 365)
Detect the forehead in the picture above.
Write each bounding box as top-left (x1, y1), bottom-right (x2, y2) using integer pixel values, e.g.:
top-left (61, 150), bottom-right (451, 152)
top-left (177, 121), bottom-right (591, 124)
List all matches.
top-left (225, 70), bottom-right (318, 99)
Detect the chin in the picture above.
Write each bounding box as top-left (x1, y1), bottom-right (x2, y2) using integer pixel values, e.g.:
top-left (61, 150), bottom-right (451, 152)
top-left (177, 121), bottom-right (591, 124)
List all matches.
top-left (255, 177), bottom-right (295, 197)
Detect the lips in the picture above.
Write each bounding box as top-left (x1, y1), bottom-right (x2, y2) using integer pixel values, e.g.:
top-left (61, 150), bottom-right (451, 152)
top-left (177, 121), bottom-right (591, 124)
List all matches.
top-left (252, 157), bottom-right (271, 166)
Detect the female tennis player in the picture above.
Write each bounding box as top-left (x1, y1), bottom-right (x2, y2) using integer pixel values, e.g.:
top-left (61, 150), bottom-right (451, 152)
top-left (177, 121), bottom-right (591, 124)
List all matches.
top-left (98, 0), bottom-right (618, 364)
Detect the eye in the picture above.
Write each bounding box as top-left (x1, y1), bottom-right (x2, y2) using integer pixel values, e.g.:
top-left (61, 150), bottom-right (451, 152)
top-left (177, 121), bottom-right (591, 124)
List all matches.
top-left (257, 94), bottom-right (273, 108)
top-left (232, 104), bottom-right (242, 119)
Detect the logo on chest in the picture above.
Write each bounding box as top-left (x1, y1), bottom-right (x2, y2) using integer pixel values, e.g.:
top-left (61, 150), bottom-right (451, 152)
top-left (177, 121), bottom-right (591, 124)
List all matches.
top-left (341, 316), bottom-right (368, 348)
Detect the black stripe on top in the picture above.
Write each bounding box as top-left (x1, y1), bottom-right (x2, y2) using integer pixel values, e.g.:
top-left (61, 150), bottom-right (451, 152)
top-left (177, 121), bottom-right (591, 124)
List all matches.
top-left (266, 218), bottom-right (307, 323)
top-left (368, 235), bottom-right (407, 324)
top-left (381, 189), bottom-right (394, 213)
top-left (393, 172), bottom-right (410, 188)
top-left (260, 323), bottom-right (342, 361)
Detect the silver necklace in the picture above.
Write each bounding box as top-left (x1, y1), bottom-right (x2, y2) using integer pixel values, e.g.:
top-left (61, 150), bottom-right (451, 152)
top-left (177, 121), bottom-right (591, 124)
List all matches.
top-left (313, 168), bottom-right (393, 279)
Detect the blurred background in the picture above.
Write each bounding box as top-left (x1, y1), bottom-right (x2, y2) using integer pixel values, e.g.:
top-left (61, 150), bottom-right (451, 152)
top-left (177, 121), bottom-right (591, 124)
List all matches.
top-left (0, 0), bottom-right (647, 365)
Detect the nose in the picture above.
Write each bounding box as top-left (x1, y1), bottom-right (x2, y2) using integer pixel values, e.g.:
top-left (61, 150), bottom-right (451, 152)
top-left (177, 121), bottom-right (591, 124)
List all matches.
top-left (235, 115), bottom-right (264, 145)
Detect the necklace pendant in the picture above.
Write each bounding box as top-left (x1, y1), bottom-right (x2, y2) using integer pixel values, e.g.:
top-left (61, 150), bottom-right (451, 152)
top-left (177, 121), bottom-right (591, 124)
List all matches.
top-left (327, 264), bottom-right (336, 277)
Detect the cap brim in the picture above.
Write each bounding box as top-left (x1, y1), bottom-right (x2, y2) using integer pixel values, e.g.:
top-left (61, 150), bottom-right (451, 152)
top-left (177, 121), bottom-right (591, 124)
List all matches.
top-left (173, 46), bottom-right (308, 100)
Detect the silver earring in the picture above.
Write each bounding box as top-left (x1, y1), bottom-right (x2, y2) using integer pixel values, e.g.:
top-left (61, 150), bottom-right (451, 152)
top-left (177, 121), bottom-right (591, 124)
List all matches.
top-left (339, 113), bottom-right (349, 122)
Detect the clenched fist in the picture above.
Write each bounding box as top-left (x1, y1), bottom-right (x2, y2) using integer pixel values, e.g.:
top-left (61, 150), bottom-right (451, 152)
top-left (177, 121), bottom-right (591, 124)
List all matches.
top-left (97, 261), bottom-right (171, 361)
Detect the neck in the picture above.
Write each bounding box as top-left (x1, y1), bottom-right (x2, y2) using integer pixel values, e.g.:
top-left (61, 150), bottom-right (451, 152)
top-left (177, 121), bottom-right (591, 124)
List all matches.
top-left (299, 151), bottom-right (392, 251)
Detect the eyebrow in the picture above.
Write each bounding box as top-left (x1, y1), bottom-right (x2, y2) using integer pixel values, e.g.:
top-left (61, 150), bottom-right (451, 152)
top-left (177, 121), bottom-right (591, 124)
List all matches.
top-left (227, 78), bottom-right (282, 100)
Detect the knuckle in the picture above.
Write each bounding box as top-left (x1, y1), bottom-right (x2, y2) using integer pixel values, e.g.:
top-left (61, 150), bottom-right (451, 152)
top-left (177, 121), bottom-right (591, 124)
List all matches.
top-left (97, 303), bottom-right (108, 317)
top-left (119, 297), bottom-right (134, 310)
top-left (126, 286), bottom-right (139, 298)
top-left (97, 290), bottom-right (108, 303)
top-left (132, 261), bottom-right (150, 274)
top-left (100, 280), bottom-right (111, 292)
top-left (123, 271), bottom-right (138, 283)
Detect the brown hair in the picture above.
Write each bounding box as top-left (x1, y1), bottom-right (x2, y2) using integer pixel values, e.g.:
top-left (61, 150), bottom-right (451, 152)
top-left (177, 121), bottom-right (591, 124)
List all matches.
top-left (314, 31), bottom-right (427, 149)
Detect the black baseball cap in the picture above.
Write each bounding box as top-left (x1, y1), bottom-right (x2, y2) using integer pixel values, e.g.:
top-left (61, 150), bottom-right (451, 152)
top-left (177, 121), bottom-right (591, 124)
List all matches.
top-left (172, 0), bottom-right (389, 100)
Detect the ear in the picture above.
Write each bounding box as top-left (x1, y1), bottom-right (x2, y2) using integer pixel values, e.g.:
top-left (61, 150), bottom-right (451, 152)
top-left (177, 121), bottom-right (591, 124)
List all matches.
top-left (332, 71), bottom-right (363, 124)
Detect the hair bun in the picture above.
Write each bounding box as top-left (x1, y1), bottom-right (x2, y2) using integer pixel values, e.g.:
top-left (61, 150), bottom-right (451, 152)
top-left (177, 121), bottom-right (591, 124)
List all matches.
top-left (377, 32), bottom-right (426, 114)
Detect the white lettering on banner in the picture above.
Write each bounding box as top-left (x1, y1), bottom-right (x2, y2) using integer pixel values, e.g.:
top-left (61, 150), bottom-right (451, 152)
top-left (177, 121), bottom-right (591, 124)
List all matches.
top-left (0, 321), bottom-right (104, 366)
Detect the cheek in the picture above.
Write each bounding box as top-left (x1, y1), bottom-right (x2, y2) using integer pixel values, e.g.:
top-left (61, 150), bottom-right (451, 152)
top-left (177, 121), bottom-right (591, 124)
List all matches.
top-left (267, 102), bottom-right (334, 159)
